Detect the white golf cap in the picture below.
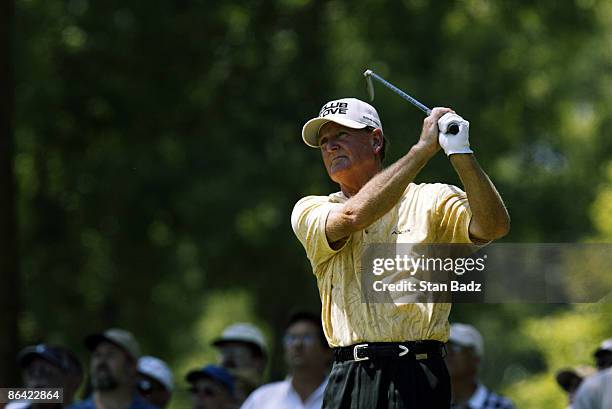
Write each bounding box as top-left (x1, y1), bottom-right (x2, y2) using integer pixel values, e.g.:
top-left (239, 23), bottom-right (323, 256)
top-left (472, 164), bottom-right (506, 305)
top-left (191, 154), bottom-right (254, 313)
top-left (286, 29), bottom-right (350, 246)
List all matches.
top-left (84, 328), bottom-right (141, 360)
top-left (138, 356), bottom-right (174, 392)
top-left (594, 338), bottom-right (612, 357)
top-left (449, 323), bottom-right (484, 357)
top-left (212, 323), bottom-right (268, 356)
top-left (301, 98), bottom-right (383, 148)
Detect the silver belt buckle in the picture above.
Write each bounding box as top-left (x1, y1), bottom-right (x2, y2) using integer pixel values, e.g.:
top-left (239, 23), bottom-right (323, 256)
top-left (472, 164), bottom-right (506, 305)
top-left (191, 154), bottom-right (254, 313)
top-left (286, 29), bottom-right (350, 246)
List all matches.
top-left (353, 344), bottom-right (369, 361)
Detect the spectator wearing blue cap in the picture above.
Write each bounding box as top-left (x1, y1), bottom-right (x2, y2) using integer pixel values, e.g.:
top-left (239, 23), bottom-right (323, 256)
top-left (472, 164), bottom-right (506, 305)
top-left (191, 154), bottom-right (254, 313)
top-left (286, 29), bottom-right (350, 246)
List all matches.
top-left (186, 365), bottom-right (235, 409)
top-left (6, 343), bottom-right (83, 409)
top-left (69, 328), bottom-right (157, 409)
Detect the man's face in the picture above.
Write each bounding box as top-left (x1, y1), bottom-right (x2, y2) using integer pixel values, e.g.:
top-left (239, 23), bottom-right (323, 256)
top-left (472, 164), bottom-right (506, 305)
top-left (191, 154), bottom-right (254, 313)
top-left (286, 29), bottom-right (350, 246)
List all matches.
top-left (90, 341), bottom-right (135, 391)
top-left (137, 374), bottom-right (171, 408)
top-left (22, 357), bottom-right (64, 389)
top-left (218, 342), bottom-right (261, 372)
top-left (318, 123), bottom-right (381, 183)
top-left (189, 377), bottom-right (232, 409)
top-left (283, 321), bottom-right (330, 372)
top-left (444, 342), bottom-right (480, 380)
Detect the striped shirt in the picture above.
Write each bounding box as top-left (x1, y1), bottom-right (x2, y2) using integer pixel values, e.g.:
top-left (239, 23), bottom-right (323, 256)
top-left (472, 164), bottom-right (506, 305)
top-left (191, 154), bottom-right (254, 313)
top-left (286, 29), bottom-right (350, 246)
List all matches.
top-left (452, 384), bottom-right (515, 409)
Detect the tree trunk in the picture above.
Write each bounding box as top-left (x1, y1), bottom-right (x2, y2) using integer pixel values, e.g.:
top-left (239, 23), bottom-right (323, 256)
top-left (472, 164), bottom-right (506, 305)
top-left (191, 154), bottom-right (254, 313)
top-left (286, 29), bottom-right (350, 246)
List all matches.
top-left (0, 0), bottom-right (21, 388)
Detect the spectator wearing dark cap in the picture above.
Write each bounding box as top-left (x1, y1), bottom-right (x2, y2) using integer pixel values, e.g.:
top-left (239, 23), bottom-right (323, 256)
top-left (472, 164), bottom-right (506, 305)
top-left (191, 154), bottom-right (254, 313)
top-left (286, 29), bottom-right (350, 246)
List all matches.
top-left (6, 344), bottom-right (83, 409)
top-left (556, 366), bottom-right (596, 409)
top-left (445, 323), bottom-right (515, 409)
top-left (186, 365), bottom-right (236, 409)
top-left (593, 338), bottom-right (612, 371)
top-left (240, 312), bottom-right (332, 409)
top-left (137, 356), bottom-right (174, 409)
top-left (69, 328), bottom-right (157, 409)
top-left (212, 323), bottom-right (268, 403)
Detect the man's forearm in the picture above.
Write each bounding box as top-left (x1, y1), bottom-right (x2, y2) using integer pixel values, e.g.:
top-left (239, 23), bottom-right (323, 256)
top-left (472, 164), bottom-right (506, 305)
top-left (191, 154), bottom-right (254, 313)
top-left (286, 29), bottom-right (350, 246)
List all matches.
top-left (450, 154), bottom-right (510, 240)
top-left (342, 143), bottom-right (434, 229)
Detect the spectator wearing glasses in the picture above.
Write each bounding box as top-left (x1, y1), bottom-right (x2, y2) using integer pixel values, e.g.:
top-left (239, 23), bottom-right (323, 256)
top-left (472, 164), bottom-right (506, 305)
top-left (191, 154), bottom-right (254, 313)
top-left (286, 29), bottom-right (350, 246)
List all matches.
top-left (137, 356), bottom-right (174, 409)
top-left (240, 312), bottom-right (332, 409)
top-left (445, 323), bottom-right (515, 409)
top-left (211, 323), bottom-right (268, 404)
top-left (6, 344), bottom-right (83, 409)
top-left (185, 365), bottom-right (236, 409)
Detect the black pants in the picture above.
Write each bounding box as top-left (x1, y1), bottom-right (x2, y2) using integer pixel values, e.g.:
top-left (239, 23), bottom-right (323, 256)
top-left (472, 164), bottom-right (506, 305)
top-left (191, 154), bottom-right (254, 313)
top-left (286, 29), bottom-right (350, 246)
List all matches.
top-left (322, 354), bottom-right (451, 409)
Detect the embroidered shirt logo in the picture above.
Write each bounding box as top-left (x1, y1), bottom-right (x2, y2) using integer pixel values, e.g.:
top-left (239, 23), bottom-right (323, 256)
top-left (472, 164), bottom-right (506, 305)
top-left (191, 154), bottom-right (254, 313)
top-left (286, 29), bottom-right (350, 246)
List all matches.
top-left (391, 228), bottom-right (411, 235)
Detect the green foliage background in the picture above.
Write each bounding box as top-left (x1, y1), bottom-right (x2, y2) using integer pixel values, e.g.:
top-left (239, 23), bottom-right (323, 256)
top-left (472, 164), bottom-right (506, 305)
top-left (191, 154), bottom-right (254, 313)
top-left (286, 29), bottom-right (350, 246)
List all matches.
top-left (11, 0), bottom-right (612, 407)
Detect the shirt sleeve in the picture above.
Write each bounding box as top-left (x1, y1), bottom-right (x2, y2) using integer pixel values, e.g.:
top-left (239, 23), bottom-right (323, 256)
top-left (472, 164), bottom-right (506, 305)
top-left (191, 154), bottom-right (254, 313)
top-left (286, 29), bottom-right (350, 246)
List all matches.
top-left (291, 195), bottom-right (348, 269)
top-left (433, 184), bottom-right (473, 243)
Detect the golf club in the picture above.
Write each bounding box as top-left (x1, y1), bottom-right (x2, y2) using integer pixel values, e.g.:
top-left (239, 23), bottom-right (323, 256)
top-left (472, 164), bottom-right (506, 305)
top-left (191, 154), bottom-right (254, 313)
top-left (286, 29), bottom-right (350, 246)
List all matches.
top-left (363, 69), bottom-right (459, 135)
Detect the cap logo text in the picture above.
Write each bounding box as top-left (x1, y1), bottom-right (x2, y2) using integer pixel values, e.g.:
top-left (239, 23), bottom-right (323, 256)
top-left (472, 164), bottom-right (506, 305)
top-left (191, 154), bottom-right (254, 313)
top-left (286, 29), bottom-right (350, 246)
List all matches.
top-left (320, 102), bottom-right (348, 117)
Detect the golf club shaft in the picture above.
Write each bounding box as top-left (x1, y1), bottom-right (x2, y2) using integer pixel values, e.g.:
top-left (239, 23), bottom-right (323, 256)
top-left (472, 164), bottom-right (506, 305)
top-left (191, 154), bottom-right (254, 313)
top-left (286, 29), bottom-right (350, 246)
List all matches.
top-left (367, 71), bottom-right (431, 115)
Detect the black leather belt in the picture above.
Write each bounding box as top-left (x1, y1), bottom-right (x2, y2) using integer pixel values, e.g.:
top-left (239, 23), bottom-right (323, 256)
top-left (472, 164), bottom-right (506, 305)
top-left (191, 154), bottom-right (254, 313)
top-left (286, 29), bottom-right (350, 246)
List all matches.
top-left (334, 341), bottom-right (445, 362)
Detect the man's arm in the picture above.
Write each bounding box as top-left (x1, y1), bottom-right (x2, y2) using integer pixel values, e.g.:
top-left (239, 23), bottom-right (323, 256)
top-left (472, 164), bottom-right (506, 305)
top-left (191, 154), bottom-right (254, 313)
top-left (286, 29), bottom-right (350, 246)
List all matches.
top-left (325, 108), bottom-right (451, 245)
top-left (450, 154), bottom-right (510, 242)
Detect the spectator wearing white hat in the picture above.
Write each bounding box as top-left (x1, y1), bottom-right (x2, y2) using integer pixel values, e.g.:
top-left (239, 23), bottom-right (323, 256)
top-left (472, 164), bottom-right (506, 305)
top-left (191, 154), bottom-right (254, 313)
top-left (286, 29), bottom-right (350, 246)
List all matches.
top-left (593, 338), bottom-right (612, 371)
top-left (69, 328), bottom-right (158, 409)
top-left (137, 356), bottom-right (174, 409)
top-left (212, 323), bottom-right (268, 404)
top-left (445, 323), bottom-right (515, 409)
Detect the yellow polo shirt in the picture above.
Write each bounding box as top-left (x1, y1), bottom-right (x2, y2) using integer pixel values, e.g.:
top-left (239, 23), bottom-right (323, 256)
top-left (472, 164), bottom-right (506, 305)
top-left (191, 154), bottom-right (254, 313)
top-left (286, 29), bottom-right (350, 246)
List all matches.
top-left (291, 182), bottom-right (474, 347)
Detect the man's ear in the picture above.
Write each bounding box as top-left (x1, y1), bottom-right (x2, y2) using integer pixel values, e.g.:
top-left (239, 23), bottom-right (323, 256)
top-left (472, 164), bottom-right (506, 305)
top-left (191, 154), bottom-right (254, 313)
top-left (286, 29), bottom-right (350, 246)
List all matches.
top-left (370, 128), bottom-right (383, 153)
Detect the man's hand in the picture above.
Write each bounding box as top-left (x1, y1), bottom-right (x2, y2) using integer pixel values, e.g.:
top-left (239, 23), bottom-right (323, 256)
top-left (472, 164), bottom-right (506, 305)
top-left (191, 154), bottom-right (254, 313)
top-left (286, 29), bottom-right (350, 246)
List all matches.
top-left (416, 107), bottom-right (454, 156)
top-left (438, 113), bottom-right (473, 156)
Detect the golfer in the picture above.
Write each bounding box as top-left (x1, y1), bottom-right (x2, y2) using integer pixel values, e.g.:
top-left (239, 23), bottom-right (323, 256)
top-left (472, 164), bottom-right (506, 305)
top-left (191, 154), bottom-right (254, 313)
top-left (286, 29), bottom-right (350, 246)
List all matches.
top-left (291, 97), bottom-right (509, 408)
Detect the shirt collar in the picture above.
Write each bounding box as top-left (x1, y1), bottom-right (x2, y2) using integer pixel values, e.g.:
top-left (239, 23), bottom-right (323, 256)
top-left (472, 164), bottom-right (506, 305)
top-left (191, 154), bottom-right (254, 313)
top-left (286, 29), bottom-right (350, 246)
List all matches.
top-left (287, 376), bottom-right (329, 404)
top-left (467, 383), bottom-right (488, 408)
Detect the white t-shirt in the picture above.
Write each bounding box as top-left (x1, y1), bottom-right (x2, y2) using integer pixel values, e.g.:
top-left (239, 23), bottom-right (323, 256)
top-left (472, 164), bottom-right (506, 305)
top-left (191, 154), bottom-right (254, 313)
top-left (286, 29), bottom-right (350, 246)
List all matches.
top-left (240, 377), bottom-right (327, 409)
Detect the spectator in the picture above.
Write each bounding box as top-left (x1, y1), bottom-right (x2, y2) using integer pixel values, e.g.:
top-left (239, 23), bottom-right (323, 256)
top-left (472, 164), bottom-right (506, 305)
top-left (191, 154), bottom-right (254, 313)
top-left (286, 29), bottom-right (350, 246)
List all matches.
top-left (240, 312), bottom-right (332, 409)
top-left (445, 323), bottom-right (515, 409)
top-left (186, 365), bottom-right (236, 409)
top-left (69, 328), bottom-right (157, 409)
top-left (137, 356), bottom-right (174, 409)
top-left (556, 366), bottom-right (596, 409)
top-left (593, 338), bottom-right (612, 371)
top-left (573, 366), bottom-right (612, 409)
top-left (6, 344), bottom-right (83, 409)
top-left (212, 323), bottom-right (268, 403)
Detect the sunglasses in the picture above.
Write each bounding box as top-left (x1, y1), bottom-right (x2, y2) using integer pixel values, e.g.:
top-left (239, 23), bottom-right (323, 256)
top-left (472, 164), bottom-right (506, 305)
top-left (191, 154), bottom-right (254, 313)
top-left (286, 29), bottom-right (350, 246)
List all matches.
top-left (283, 334), bottom-right (317, 347)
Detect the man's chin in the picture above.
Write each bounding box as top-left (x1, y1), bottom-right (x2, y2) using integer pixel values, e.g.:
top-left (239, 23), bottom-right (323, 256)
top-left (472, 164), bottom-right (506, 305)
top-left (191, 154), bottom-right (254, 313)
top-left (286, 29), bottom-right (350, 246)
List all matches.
top-left (328, 167), bottom-right (352, 184)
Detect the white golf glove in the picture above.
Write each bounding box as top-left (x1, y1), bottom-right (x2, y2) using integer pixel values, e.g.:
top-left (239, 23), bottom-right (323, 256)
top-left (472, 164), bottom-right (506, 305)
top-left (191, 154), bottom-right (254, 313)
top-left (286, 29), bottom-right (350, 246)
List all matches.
top-left (438, 113), bottom-right (473, 156)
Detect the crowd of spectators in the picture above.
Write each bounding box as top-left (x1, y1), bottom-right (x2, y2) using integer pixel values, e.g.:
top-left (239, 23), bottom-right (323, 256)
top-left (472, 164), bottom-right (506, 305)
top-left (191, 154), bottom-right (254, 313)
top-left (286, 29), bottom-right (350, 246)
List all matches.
top-left (3, 319), bottom-right (611, 409)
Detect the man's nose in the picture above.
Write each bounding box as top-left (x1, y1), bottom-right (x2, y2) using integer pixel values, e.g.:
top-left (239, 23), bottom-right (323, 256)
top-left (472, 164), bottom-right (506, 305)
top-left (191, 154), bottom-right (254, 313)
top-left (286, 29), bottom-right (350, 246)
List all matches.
top-left (324, 139), bottom-right (340, 152)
